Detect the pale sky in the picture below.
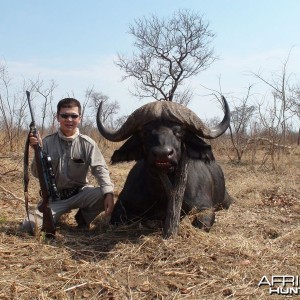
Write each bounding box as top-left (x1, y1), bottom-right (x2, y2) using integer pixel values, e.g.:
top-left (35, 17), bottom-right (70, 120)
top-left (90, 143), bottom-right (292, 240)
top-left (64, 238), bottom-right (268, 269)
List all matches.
top-left (1, 0), bottom-right (300, 121)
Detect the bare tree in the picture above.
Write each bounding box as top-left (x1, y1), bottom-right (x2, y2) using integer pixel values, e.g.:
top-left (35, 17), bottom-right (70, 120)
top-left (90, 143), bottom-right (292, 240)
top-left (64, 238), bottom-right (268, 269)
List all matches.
top-left (114, 115), bottom-right (129, 129)
top-left (228, 85), bottom-right (256, 163)
top-left (251, 52), bottom-right (295, 170)
top-left (116, 9), bottom-right (216, 104)
top-left (79, 86), bottom-right (95, 129)
top-left (0, 62), bottom-right (29, 151)
top-left (289, 84), bottom-right (300, 144)
top-left (31, 79), bottom-right (57, 136)
top-left (251, 52), bottom-right (294, 146)
top-left (88, 91), bottom-right (120, 127)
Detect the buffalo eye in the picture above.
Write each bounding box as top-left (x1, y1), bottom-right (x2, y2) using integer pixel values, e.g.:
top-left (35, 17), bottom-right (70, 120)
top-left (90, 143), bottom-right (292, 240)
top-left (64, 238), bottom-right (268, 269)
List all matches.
top-left (139, 128), bottom-right (155, 142)
top-left (173, 126), bottom-right (183, 139)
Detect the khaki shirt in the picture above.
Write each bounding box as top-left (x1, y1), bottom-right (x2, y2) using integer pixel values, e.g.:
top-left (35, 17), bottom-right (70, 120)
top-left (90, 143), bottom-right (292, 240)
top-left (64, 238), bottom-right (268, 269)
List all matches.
top-left (32, 132), bottom-right (114, 195)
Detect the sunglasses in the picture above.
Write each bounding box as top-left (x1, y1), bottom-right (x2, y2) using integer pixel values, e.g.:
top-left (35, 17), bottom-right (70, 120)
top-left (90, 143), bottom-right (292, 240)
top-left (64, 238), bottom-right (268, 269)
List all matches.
top-left (59, 113), bottom-right (80, 119)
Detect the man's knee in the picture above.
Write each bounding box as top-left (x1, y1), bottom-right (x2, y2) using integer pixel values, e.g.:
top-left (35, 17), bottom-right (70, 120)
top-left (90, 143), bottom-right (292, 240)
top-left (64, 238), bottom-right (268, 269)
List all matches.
top-left (80, 186), bottom-right (104, 208)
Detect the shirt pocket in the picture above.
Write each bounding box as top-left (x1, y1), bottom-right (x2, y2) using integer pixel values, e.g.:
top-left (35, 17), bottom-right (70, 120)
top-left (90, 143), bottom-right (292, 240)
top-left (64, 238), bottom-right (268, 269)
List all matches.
top-left (68, 158), bottom-right (88, 184)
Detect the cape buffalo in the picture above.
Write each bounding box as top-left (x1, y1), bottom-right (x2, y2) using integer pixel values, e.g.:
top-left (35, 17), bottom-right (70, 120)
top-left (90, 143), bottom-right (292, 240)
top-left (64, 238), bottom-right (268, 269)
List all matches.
top-left (97, 97), bottom-right (232, 238)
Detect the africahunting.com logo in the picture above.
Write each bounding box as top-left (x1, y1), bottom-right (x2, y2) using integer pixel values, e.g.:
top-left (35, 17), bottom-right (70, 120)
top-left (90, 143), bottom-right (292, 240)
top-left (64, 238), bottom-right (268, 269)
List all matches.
top-left (258, 275), bottom-right (300, 295)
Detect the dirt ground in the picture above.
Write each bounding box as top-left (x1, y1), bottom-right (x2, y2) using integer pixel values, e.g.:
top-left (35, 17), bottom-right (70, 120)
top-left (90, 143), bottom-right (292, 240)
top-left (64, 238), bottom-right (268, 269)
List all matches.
top-left (0, 145), bottom-right (300, 300)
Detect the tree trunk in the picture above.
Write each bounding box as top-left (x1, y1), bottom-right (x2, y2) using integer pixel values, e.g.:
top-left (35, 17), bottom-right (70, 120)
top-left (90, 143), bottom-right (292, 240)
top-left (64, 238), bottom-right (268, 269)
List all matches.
top-left (159, 151), bottom-right (189, 238)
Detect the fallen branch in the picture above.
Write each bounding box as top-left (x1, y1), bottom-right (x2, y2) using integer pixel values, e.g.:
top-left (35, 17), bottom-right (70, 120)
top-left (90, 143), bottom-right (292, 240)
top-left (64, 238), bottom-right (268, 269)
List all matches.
top-left (63, 282), bottom-right (87, 292)
top-left (0, 185), bottom-right (25, 203)
top-left (247, 137), bottom-right (291, 149)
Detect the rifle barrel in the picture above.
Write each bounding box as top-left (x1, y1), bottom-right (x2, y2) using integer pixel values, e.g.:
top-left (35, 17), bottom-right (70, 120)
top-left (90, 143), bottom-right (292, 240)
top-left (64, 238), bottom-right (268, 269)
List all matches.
top-left (26, 91), bottom-right (35, 124)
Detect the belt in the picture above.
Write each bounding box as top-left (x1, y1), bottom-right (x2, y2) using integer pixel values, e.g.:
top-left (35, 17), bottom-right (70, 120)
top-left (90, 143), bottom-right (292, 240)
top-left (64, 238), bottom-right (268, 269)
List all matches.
top-left (59, 186), bottom-right (82, 200)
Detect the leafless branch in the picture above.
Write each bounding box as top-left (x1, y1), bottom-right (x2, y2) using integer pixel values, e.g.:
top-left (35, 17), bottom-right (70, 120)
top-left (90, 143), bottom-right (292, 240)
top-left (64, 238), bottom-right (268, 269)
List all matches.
top-left (116, 9), bottom-right (216, 102)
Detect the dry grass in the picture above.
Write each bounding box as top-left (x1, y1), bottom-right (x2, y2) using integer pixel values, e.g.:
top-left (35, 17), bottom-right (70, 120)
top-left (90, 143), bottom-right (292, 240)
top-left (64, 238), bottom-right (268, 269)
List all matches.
top-left (0, 145), bottom-right (300, 299)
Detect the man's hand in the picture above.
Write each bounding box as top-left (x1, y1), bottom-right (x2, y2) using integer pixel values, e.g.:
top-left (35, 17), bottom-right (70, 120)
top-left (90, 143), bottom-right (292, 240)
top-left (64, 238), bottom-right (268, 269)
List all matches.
top-left (103, 193), bottom-right (114, 216)
top-left (29, 132), bottom-right (42, 148)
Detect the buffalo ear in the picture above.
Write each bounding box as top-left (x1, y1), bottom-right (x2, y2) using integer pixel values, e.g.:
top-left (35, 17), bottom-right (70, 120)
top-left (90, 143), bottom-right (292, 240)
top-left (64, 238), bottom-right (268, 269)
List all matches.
top-left (111, 134), bottom-right (143, 164)
top-left (184, 131), bottom-right (215, 162)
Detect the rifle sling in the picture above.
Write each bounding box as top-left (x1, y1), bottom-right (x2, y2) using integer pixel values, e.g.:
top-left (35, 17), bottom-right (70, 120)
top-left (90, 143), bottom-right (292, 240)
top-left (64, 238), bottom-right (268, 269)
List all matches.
top-left (23, 132), bottom-right (34, 235)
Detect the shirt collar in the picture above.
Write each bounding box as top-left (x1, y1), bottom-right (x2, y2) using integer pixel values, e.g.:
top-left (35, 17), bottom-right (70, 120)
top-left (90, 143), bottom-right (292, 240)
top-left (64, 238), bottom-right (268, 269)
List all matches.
top-left (58, 128), bottom-right (80, 141)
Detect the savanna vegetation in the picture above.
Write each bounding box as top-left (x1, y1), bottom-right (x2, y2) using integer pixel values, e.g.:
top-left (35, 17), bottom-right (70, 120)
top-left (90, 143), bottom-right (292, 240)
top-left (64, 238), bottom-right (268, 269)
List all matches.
top-left (0, 134), bottom-right (300, 299)
top-left (1, 8), bottom-right (300, 300)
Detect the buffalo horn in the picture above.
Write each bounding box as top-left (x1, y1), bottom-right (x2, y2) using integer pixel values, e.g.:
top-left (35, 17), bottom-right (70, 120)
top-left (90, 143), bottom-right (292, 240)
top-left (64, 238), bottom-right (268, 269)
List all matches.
top-left (96, 96), bottom-right (230, 142)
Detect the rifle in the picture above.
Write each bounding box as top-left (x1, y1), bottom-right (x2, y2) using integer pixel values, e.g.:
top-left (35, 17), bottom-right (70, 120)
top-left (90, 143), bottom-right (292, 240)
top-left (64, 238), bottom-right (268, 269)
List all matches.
top-left (23, 91), bottom-right (59, 238)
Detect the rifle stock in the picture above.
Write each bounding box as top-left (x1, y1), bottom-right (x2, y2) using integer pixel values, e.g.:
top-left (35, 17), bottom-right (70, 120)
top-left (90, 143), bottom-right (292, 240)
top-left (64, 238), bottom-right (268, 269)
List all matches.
top-left (33, 143), bottom-right (56, 237)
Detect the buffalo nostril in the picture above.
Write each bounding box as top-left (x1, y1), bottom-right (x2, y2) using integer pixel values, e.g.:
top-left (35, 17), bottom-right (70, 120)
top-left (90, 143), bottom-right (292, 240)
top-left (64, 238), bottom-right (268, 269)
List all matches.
top-left (167, 148), bottom-right (174, 158)
top-left (152, 147), bottom-right (175, 160)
